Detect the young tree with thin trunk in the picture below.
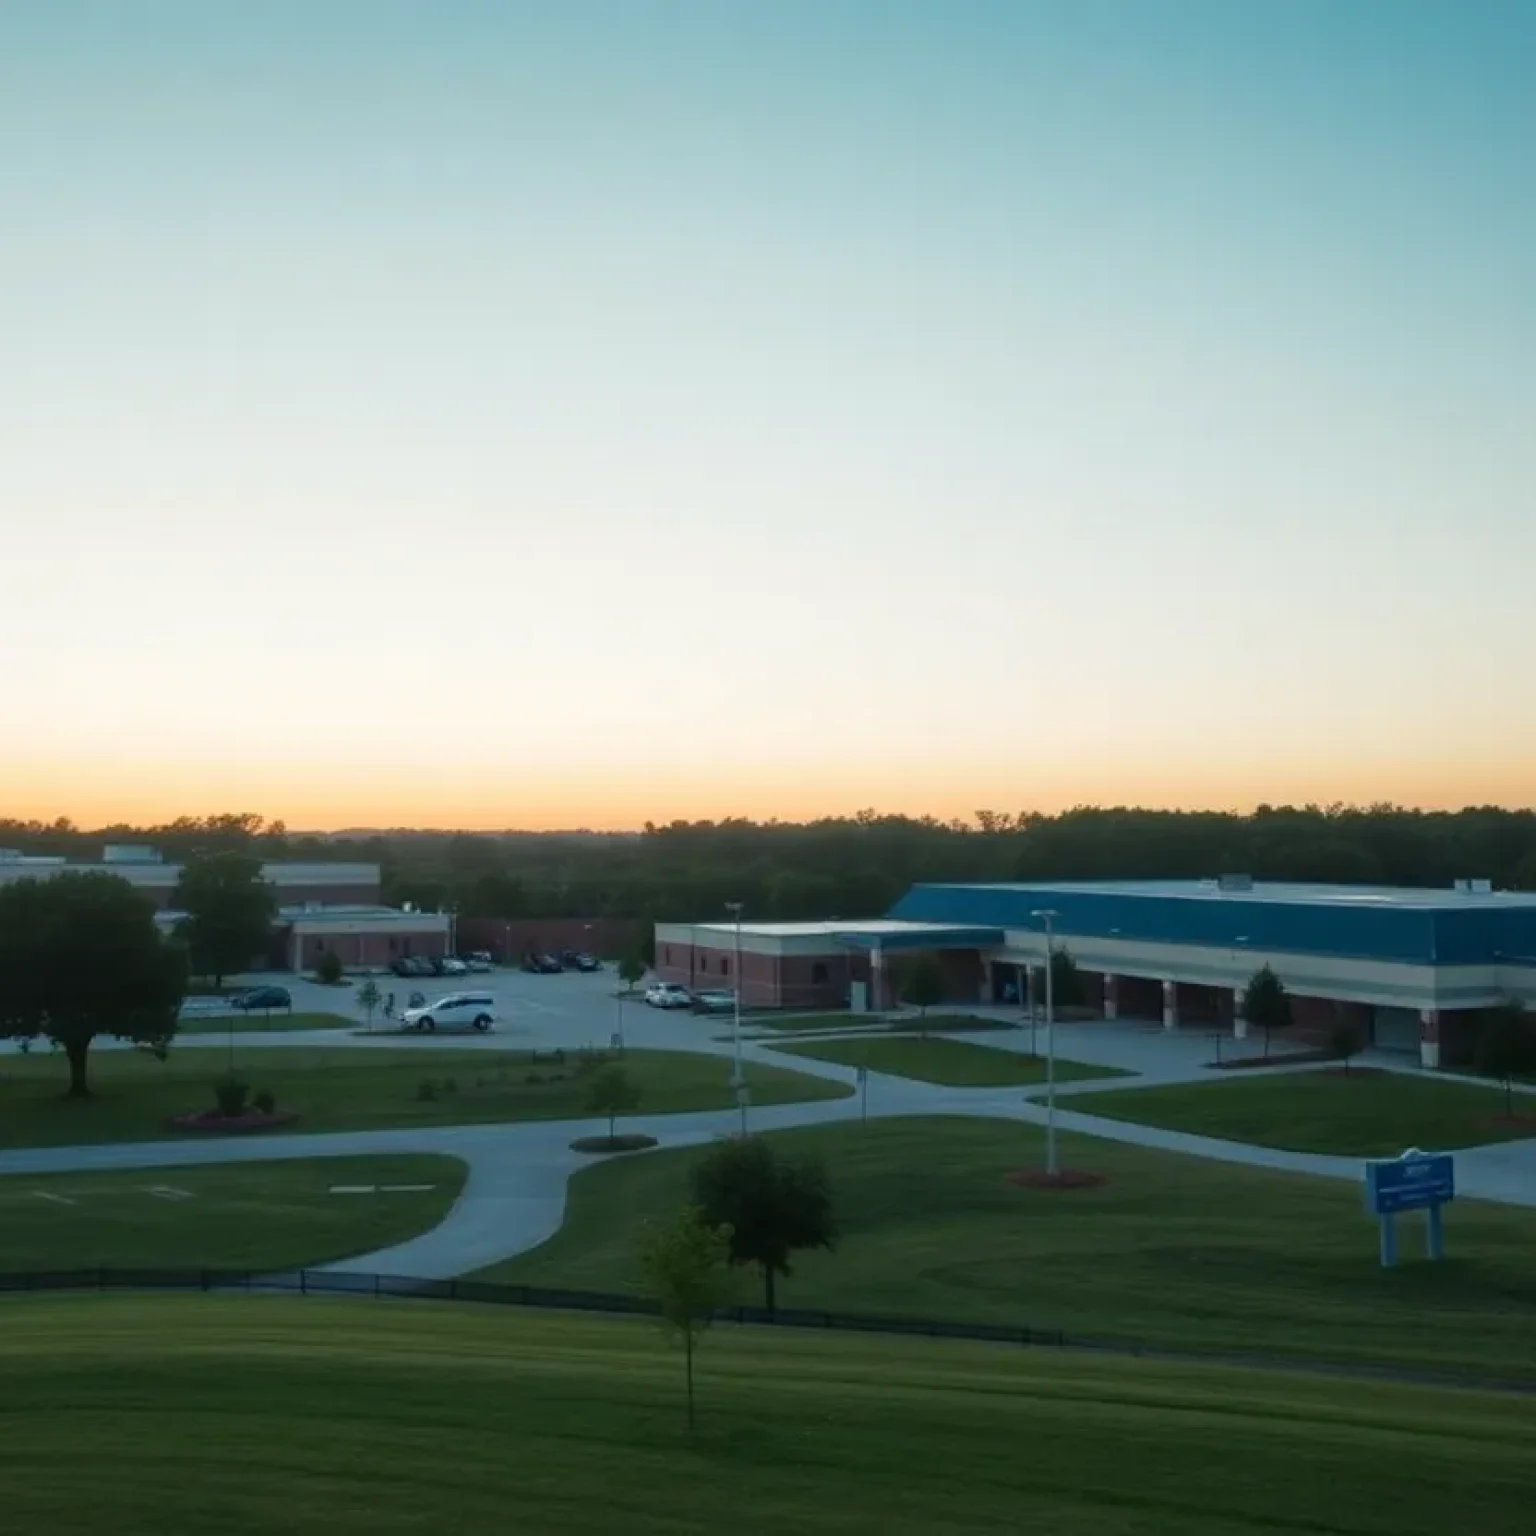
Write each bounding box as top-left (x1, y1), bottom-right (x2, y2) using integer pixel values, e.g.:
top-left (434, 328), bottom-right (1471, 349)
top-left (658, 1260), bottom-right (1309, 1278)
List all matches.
top-left (586, 1064), bottom-right (641, 1142)
top-left (1242, 965), bottom-right (1292, 1058)
top-left (356, 978), bottom-right (382, 1030)
top-left (689, 1135), bottom-right (834, 1315)
top-left (640, 1206), bottom-right (734, 1430)
top-left (1329, 1011), bottom-right (1364, 1076)
top-left (901, 956), bottom-right (945, 1034)
top-left (618, 953), bottom-right (646, 993)
top-left (0, 873), bottom-right (185, 1097)
top-left (1476, 1000), bottom-right (1535, 1118)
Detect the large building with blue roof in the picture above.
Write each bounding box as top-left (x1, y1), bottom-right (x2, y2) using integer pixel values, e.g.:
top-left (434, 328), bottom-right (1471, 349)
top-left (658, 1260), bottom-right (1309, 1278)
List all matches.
top-left (656, 876), bottom-right (1536, 1068)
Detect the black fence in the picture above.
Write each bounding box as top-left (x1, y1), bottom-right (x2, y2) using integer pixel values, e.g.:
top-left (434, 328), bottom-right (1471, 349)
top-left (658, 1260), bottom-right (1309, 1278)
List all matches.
top-left (0, 1265), bottom-right (1073, 1349)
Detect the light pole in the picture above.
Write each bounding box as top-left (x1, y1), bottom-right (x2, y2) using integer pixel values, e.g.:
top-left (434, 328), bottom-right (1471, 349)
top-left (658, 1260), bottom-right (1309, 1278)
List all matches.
top-left (725, 900), bottom-right (746, 1136)
top-left (1032, 908), bottom-right (1059, 1177)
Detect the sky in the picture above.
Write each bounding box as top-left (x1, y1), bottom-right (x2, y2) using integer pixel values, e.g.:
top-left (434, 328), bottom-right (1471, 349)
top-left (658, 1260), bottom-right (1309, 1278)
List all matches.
top-left (2, 1), bottom-right (1533, 830)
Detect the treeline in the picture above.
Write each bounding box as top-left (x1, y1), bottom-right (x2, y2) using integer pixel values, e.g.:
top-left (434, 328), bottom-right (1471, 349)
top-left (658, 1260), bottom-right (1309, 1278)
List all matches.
top-left (5, 805), bottom-right (1536, 923)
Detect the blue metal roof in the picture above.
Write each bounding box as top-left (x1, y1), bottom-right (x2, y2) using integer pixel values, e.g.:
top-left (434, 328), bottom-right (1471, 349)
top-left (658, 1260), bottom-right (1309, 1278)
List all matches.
top-left (885, 881), bottom-right (1536, 966)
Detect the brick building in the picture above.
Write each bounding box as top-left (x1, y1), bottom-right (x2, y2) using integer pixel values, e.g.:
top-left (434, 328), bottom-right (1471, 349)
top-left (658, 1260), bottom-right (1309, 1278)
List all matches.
top-left (658, 878), bottom-right (1536, 1069)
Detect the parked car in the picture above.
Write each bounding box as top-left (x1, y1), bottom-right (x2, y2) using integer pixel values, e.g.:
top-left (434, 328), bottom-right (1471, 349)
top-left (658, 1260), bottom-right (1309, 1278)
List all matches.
top-left (462, 952), bottom-right (494, 973)
top-left (571, 952), bottom-right (601, 973)
top-left (440, 956), bottom-right (468, 976)
top-left (558, 949), bottom-right (580, 968)
top-left (232, 985), bottom-right (292, 1012)
top-left (400, 992), bottom-right (496, 1032)
top-left (522, 952), bottom-right (563, 974)
top-left (645, 982), bottom-right (693, 1010)
top-left (391, 955), bottom-right (433, 978)
top-left (691, 989), bottom-right (736, 1015)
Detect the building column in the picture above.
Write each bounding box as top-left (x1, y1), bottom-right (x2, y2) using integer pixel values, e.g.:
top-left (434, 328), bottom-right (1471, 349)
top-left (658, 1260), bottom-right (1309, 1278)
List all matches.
top-left (1419, 1008), bottom-right (1441, 1070)
top-left (1102, 974), bottom-right (1118, 1021)
top-left (1233, 987), bottom-right (1249, 1041)
top-left (871, 941), bottom-right (885, 1012)
top-left (1161, 979), bottom-right (1178, 1031)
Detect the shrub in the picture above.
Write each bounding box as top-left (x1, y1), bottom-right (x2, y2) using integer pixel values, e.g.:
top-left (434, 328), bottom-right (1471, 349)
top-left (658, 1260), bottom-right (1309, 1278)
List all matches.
top-left (214, 1077), bottom-right (250, 1117)
top-left (416, 1079), bottom-right (437, 1102)
top-left (525, 1072), bottom-right (544, 1085)
top-left (442, 1077), bottom-right (457, 1095)
top-left (252, 1088), bottom-right (276, 1115)
top-left (315, 949), bottom-right (344, 985)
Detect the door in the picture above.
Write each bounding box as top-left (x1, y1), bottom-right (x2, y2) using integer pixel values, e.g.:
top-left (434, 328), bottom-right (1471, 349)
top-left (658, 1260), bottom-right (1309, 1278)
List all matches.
top-left (1371, 1006), bottom-right (1420, 1054)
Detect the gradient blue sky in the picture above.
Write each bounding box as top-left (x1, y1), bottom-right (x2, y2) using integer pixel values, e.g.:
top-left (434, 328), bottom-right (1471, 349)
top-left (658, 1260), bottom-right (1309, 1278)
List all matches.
top-left (3, 1), bottom-right (1532, 828)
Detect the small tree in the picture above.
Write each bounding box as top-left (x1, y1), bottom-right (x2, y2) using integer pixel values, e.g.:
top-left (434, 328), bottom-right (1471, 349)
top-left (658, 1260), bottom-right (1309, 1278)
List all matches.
top-left (172, 850), bottom-right (276, 988)
top-left (1048, 946), bottom-right (1085, 1009)
top-left (618, 953), bottom-right (646, 993)
top-left (1476, 1001), bottom-right (1535, 1118)
top-left (1241, 965), bottom-right (1292, 1057)
top-left (639, 1206), bottom-right (734, 1430)
top-left (587, 1064), bottom-right (641, 1141)
top-left (1328, 1010), bottom-right (1364, 1076)
top-left (315, 949), bottom-right (344, 985)
top-left (356, 978), bottom-right (382, 1030)
top-left (901, 956), bottom-right (945, 1032)
top-left (690, 1135), bottom-right (834, 1315)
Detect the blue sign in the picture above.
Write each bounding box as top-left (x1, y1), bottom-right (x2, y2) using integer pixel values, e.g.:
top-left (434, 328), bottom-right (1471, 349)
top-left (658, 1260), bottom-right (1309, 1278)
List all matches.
top-left (1363, 1149), bottom-right (1454, 1268)
top-left (1364, 1149), bottom-right (1455, 1216)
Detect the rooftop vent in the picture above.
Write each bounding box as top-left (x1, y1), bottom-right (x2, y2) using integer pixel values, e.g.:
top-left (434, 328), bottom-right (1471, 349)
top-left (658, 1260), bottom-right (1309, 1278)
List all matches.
top-left (1453, 878), bottom-right (1494, 894)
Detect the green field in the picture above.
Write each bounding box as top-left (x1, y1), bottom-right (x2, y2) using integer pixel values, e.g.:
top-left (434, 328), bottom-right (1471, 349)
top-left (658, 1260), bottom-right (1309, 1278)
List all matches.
top-left (482, 1117), bottom-right (1536, 1381)
top-left (1075, 1068), bottom-right (1531, 1154)
top-left (0, 1155), bottom-right (463, 1271)
top-left (0, 1297), bottom-right (1528, 1534)
top-left (0, 1047), bottom-right (848, 1148)
top-left (173, 1011), bottom-right (352, 1035)
top-left (771, 1035), bottom-right (1126, 1086)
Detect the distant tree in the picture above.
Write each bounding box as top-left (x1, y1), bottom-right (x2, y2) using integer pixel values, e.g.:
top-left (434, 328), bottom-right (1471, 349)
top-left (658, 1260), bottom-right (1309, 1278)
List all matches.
top-left (586, 1064), bottom-right (641, 1141)
top-left (689, 1136), bottom-right (834, 1315)
top-left (1048, 947), bottom-right (1085, 1009)
top-left (315, 949), bottom-right (344, 986)
top-left (356, 978), bottom-right (382, 1030)
top-left (901, 956), bottom-right (945, 1030)
top-left (618, 954), bottom-right (647, 993)
top-left (1328, 1009), bottom-right (1364, 1076)
top-left (639, 1206), bottom-right (735, 1430)
top-left (1476, 1001), bottom-right (1535, 1118)
top-left (1242, 965), bottom-right (1293, 1057)
top-left (172, 850), bottom-right (276, 988)
top-left (0, 873), bottom-right (185, 1097)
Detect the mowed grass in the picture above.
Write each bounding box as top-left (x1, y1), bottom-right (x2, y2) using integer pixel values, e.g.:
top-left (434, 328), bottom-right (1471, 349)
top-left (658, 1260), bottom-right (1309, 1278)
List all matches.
top-left (1076, 1068), bottom-right (1534, 1154)
top-left (0, 1155), bottom-right (464, 1271)
top-left (771, 1035), bottom-right (1126, 1087)
top-left (173, 1011), bottom-right (352, 1035)
top-left (0, 1047), bottom-right (848, 1149)
top-left (0, 1298), bottom-right (1531, 1535)
top-left (483, 1117), bottom-right (1536, 1382)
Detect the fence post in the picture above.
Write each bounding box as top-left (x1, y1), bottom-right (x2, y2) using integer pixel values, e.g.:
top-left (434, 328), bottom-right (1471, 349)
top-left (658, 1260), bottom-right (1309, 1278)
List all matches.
top-left (98, 1268), bottom-right (106, 1293)
top-left (375, 1273), bottom-right (381, 1299)
top-left (201, 1269), bottom-right (210, 1293)
top-left (300, 1269), bottom-right (308, 1296)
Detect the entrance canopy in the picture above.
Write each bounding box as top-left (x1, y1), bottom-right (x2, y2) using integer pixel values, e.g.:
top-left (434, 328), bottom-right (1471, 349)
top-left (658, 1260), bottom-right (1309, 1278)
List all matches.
top-left (830, 920), bottom-right (1003, 953)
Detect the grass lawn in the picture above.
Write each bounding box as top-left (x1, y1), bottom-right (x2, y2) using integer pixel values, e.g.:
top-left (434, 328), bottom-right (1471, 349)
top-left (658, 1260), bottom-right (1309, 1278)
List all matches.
top-left (1074, 1068), bottom-right (1534, 1155)
top-left (0, 1154), bottom-right (463, 1272)
top-left (770, 1035), bottom-right (1127, 1087)
top-left (0, 1047), bottom-right (848, 1149)
top-left (0, 1299), bottom-right (1530, 1535)
top-left (750, 1011), bottom-right (1017, 1033)
top-left (173, 1011), bottom-right (353, 1035)
top-left (482, 1116), bottom-right (1536, 1382)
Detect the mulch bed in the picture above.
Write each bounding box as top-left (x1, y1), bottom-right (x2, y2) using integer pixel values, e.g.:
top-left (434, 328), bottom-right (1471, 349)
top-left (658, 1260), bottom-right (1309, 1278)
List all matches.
top-left (1007, 1168), bottom-right (1108, 1191)
top-left (570, 1134), bottom-right (659, 1154)
top-left (167, 1109), bottom-right (298, 1134)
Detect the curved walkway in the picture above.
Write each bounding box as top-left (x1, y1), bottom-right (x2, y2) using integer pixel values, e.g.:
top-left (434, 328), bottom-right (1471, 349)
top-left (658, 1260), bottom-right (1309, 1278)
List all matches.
top-left (3, 1006), bottom-right (1535, 1280)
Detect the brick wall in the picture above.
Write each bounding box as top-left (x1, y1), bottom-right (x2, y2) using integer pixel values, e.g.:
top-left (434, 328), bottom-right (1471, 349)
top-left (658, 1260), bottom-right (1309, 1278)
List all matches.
top-left (457, 917), bottom-right (639, 962)
top-left (292, 927), bottom-right (448, 973)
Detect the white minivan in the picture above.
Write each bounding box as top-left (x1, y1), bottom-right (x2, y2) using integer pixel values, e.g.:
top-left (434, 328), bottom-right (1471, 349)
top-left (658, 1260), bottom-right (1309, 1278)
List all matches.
top-left (401, 992), bottom-right (496, 1032)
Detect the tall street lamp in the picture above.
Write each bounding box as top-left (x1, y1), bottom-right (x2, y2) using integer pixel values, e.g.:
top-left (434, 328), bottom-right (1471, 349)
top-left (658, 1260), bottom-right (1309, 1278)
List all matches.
top-left (724, 900), bottom-right (747, 1136)
top-left (1032, 908), bottom-right (1059, 1177)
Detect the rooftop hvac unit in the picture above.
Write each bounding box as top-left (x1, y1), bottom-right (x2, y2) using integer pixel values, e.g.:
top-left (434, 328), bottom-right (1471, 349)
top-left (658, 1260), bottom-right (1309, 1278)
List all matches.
top-left (1455, 878), bottom-right (1493, 894)
top-left (1216, 873), bottom-right (1254, 892)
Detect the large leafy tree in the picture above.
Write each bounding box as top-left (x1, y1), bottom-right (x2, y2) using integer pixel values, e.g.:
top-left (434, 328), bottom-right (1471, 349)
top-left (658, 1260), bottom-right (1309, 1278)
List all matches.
top-left (689, 1136), bottom-right (834, 1315)
top-left (172, 850), bottom-right (276, 987)
top-left (0, 873), bottom-right (185, 1097)
top-left (1242, 965), bottom-right (1293, 1056)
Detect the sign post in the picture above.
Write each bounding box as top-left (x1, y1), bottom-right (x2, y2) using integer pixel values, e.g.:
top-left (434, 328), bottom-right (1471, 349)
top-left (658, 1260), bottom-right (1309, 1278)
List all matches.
top-left (857, 1064), bottom-right (868, 1125)
top-left (1363, 1148), bottom-right (1454, 1268)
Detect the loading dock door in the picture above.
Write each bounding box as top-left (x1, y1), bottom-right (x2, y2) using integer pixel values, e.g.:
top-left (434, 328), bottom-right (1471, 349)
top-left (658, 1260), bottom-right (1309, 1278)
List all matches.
top-left (1372, 1006), bottom-right (1420, 1054)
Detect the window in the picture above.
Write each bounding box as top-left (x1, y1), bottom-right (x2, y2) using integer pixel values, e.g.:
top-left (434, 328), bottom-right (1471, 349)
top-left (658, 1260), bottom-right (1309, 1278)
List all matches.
top-left (663, 946), bottom-right (671, 964)
top-left (811, 962), bottom-right (828, 984)
top-left (722, 957), bottom-right (731, 976)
